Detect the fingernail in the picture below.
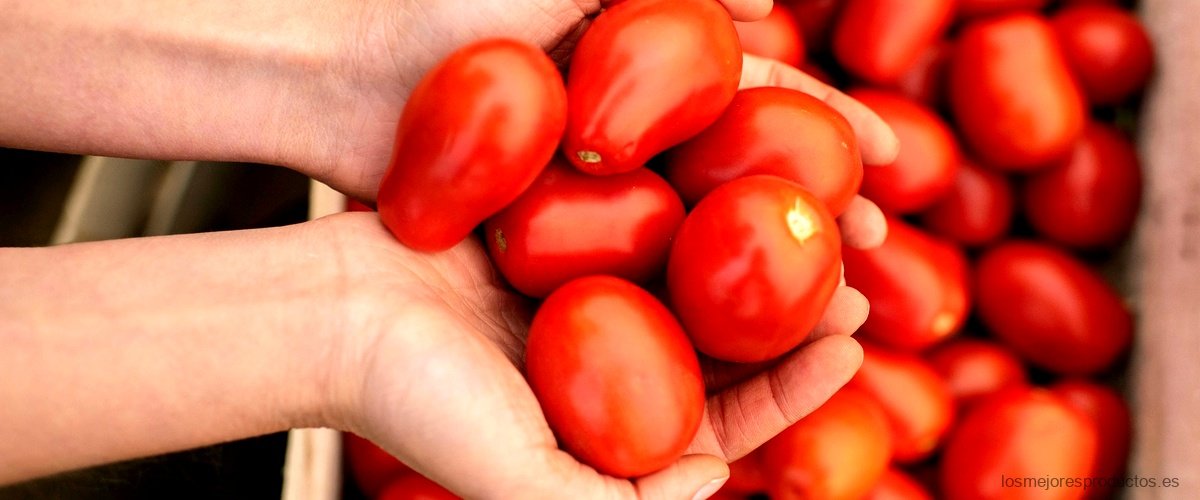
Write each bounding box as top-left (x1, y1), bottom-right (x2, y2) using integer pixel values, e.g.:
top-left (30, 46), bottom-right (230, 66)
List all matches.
top-left (691, 476), bottom-right (729, 500)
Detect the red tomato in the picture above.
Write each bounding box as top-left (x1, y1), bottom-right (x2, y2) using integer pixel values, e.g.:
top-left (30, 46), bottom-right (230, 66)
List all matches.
top-left (1057, 0), bottom-right (1123, 7)
top-left (484, 159), bottom-right (684, 298)
top-left (956, 0), bottom-right (1049, 20)
top-left (734, 4), bottom-right (806, 67)
top-left (843, 217), bottom-right (970, 351)
top-left (949, 13), bottom-right (1086, 171)
top-left (526, 276), bottom-right (704, 478)
top-left (1050, 380), bottom-right (1132, 499)
top-left (918, 160), bottom-right (1015, 246)
top-left (787, 0), bottom-right (845, 52)
top-left (1024, 122), bottom-right (1142, 248)
top-left (849, 343), bottom-right (955, 463)
top-left (376, 39), bottom-right (566, 252)
top-left (975, 242), bottom-right (1133, 375)
top-left (865, 468), bottom-right (933, 500)
top-left (941, 388), bottom-right (1096, 500)
top-left (724, 451), bottom-right (767, 495)
top-left (925, 338), bottom-right (1028, 410)
top-left (833, 0), bottom-right (955, 85)
top-left (345, 199), bottom-right (374, 212)
top-left (1051, 5), bottom-right (1154, 105)
top-left (762, 388), bottom-right (894, 500)
top-left (668, 176), bottom-right (841, 362)
top-left (849, 89), bottom-right (960, 213)
top-left (377, 474), bottom-right (459, 500)
top-left (344, 433), bottom-right (412, 497)
top-left (895, 41), bottom-right (952, 108)
top-left (663, 87), bottom-right (863, 215)
top-left (563, 0), bottom-right (741, 175)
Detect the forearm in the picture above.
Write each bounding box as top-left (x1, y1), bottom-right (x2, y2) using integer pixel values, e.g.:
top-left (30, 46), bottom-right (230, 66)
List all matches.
top-left (0, 222), bottom-right (347, 484)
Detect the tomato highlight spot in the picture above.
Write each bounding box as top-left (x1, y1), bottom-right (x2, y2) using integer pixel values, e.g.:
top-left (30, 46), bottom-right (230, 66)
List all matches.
top-left (786, 197), bottom-right (816, 244)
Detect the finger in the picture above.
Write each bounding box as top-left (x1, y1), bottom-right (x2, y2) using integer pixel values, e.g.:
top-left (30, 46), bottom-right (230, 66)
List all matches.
top-left (838, 195), bottom-right (889, 249)
top-left (634, 454), bottom-right (730, 500)
top-left (806, 286), bottom-right (870, 342)
top-left (716, 0), bottom-right (772, 21)
top-left (687, 336), bottom-right (864, 461)
top-left (739, 54), bottom-right (901, 165)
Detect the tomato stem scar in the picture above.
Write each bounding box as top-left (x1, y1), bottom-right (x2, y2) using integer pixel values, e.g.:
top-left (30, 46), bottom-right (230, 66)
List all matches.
top-left (786, 198), bottom-right (816, 244)
top-left (494, 228), bottom-right (508, 253)
top-left (577, 151), bottom-right (602, 164)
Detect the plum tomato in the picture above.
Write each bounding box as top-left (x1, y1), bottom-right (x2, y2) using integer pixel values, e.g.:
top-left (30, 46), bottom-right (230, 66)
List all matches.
top-left (833, 0), bottom-right (955, 85)
top-left (1050, 380), bottom-right (1132, 499)
top-left (484, 158), bottom-right (684, 298)
top-left (895, 41), bottom-right (952, 108)
top-left (787, 0), bottom-right (845, 53)
top-left (667, 175), bottom-right (841, 362)
top-left (975, 242), bottom-right (1133, 375)
top-left (724, 451), bottom-right (768, 495)
top-left (377, 39), bottom-right (566, 252)
top-left (849, 343), bottom-right (955, 463)
top-left (865, 468), bottom-right (933, 500)
top-left (525, 276), bottom-right (704, 478)
top-left (843, 217), bottom-right (970, 351)
top-left (918, 160), bottom-right (1015, 247)
top-left (344, 433), bottom-right (412, 497)
top-left (925, 338), bottom-right (1028, 410)
top-left (956, 0), bottom-right (1049, 20)
top-left (663, 87), bottom-right (864, 216)
top-left (563, 0), bottom-right (741, 175)
top-left (377, 474), bottom-right (459, 500)
top-left (1051, 5), bottom-right (1155, 105)
top-left (734, 3), bottom-right (806, 67)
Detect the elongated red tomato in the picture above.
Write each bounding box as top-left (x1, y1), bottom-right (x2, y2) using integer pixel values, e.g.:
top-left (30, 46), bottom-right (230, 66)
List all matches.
top-left (956, 0), bottom-right (1048, 20)
top-left (1052, 5), bottom-right (1154, 105)
top-left (1050, 380), bottom-right (1132, 499)
top-left (942, 388), bottom-right (1096, 500)
top-left (724, 451), bottom-right (768, 496)
top-left (344, 433), bottom-right (412, 497)
top-left (849, 89), bottom-right (960, 213)
top-left (925, 338), bottom-right (1028, 410)
top-left (762, 388), bottom-right (894, 500)
top-left (1024, 122), bottom-right (1142, 248)
top-left (833, 0), bottom-right (954, 85)
top-left (895, 41), bottom-right (951, 108)
top-left (563, 0), bottom-right (741, 175)
top-left (484, 159), bottom-right (684, 298)
top-left (949, 13), bottom-right (1086, 171)
top-left (735, 3), bottom-right (806, 67)
top-left (668, 176), bottom-right (841, 362)
top-left (526, 276), bottom-right (704, 478)
top-left (843, 217), bottom-right (969, 351)
top-left (975, 242), bottom-right (1133, 375)
top-left (865, 468), bottom-right (933, 500)
top-left (849, 343), bottom-right (955, 463)
top-left (376, 39), bottom-right (566, 251)
top-left (664, 87), bottom-right (863, 215)
top-left (377, 474), bottom-right (459, 500)
top-left (919, 160), bottom-right (1015, 246)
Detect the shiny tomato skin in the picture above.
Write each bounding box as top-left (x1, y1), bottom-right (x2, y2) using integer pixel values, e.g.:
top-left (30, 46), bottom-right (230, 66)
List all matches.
top-left (833, 0), bottom-right (955, 85)
top-left (563, 0), bottom-right (741, 175)
top-left (787, 0), bottom-right (844, 52)
top-left (344, 433), bottom-right (412, 497)
top-left (668, 175), bottom-right (842, 362)
top-left (526, 276), bottom-right (704, 478)
top-left (377, 474), bottom-right (460, 500)
top-left (919, 160), bottom-right (1015, 247)
top-left (1051, 5), bottom-right (1155, 105)
top-left (484, 159), bottom-right (684, 298)
top-left (724, 451), bottom-right (767, 495)
top-left (975, 242), bottom-right (1133, 375)
top-left (925, 338), bottom-right (1028, 410)
top-left (865, 468), bottom-right (933, 500)
top-left (663, 87), bottom-right (863, 215)
top-left (849, 343), bottom-right (955, 463)
top-left (762, 388), bottom-right (894, 500)
top-left (843, 217), bottom-right (970, 351)
top-left (895, 41), bottom-right (952, 108)
top-left (735, 4), bottom-right (806, 67)
top-left (1024, 122), bottom-right (1142, 248)
top-left (956, 0), bottom-right (1049, 20)
top-left (850, 89), bottom-right (960, 213)
top-left (949, 13), bottom-right (1087, 171)
top-left (1050, 380), bottom-right (1132, 499)
top-left (941, 388), bottom-right (1097, 500)
top-left (377, 39), bottom-right (566, 252)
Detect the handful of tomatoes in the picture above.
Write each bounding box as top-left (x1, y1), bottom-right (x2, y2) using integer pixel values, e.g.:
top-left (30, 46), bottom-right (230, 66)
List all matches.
top-left (348, 0), bottom-right (1155, 498)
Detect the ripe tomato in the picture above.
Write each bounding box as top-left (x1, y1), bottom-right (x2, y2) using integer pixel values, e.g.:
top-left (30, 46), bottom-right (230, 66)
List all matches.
top-left (1024, 122), bottom-right (1142, 248)
top-left (956, 0), bottom-right (1049, 20)
top-left (787, 0), bottom-right (844, 52)
top-left (762, 388), bottom-right (894, 500)
top-left (377, 39), bottom-right (566, 252)
top-left (849, 343), bottom-right (955, 463)
top-left (949, 13), bottom-right (1086, 171)
top-left (975, 242), bottom-right (1133, 375)
top-left (849, 89), bottom-right (960, 213)
top-left (344, 433), bottom-right (412, 497)
top-left (919, 160), bottom-right (1015, 246)
top-left (1050, 380), bottom-right (1132, 499)
top-left (377, 474), bottom-right (459, 500)
top-left (345, 199), bottom-right (374, 212)
top-left (832, 0), bottom-right (955, 85)
top-left (563, 0), bottom-right (741, 175)
top-left (525, 276), bottom-right (704, 478)
top-left (895, 41), bottom-right (952, 108)
top-left (865, 468), bottom-right (933, 500)
top-left (843, 217), bottom-right (970, 351)
top-left (925, 338), bottom-right (1028, 410)
top-left (484, 159), bottom-right (684, 298)
top-left (668, 176), bottom-right (841, 362)
top-left (734, 3), bottom-right (806, 67)
top-left (1051, 5), bottom-right (1154, 105)
top-left (663, 87), bottom-right (864, 215)
top-left (941, 388), bottom-right (1097, 500)
top-left (724, 451), bottom-right (767, 495)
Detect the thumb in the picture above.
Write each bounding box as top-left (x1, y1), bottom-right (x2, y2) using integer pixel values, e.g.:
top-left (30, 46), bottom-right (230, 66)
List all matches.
top-left (634, 454), bottom-right (730, 500)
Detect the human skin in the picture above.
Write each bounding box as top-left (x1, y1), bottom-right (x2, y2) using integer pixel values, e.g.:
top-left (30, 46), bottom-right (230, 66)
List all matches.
top-left (0, 0), bottom-right (898, 497)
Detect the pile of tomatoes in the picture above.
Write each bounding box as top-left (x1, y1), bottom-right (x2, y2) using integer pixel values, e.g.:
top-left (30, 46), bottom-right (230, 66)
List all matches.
top-left (345, 0), bottom-right (1155, 498)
